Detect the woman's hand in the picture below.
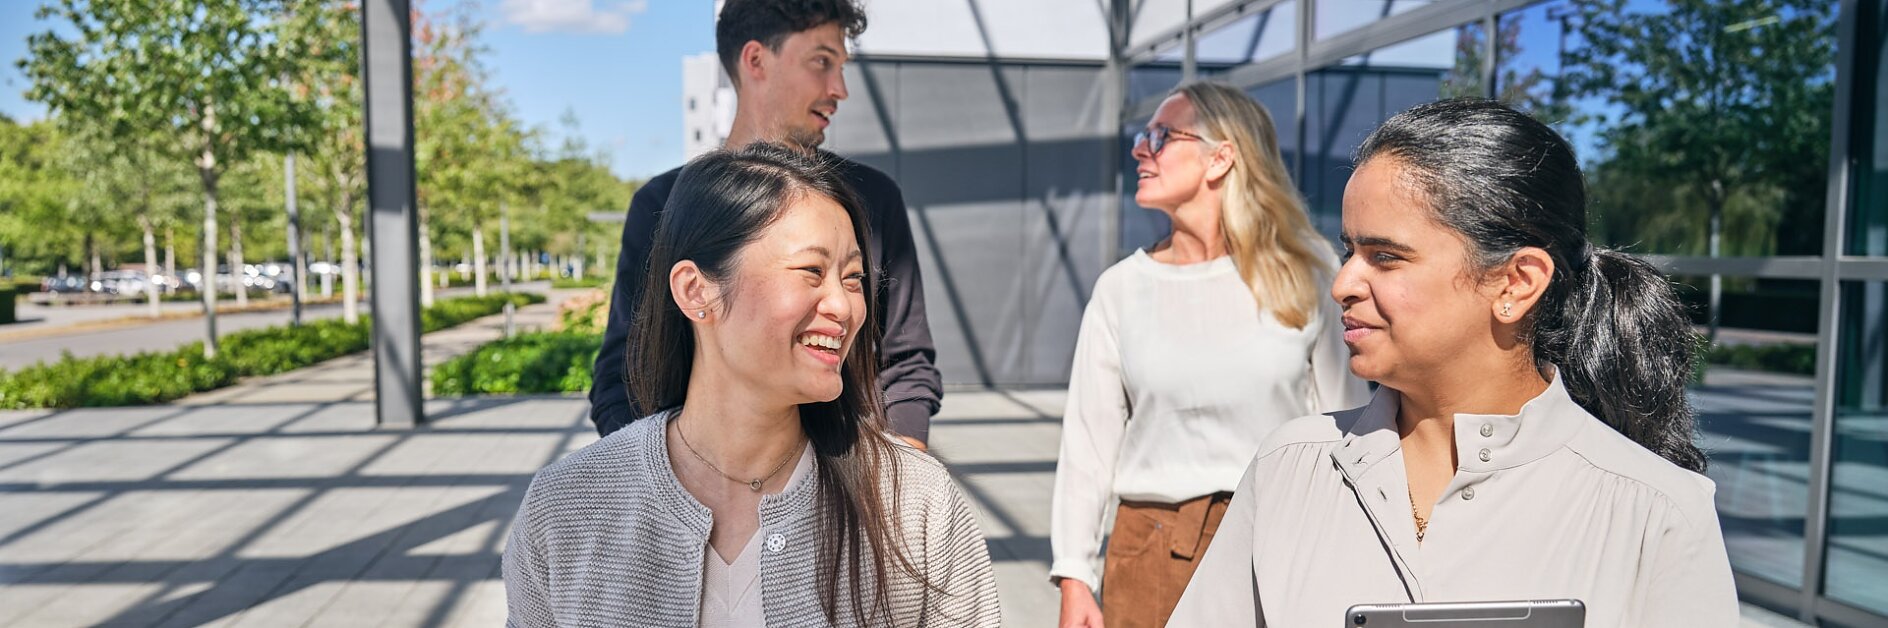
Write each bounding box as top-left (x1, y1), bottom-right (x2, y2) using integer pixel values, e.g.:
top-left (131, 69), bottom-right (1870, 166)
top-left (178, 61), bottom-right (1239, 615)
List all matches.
top-left (1058, 578), bottom-right (1105, 628)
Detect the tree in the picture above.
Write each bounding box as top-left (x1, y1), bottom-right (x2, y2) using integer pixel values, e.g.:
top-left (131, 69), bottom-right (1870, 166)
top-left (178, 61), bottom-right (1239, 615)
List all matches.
top-left (413, 3), bottom-right (517, 300)
top-left (22, 0), bottom-right (333, 357)
top-left (293, 0), bottom-right (367, 323)
top-left (1560, 0), bottom-right (1836, 337)
top-left (0, 117), bottom-right (81, 278)
top-left (62, 127), bottom-right (193, 317)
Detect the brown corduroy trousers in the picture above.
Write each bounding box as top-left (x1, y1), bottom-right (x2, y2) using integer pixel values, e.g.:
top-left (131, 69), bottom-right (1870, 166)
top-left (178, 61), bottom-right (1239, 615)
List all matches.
top-left (1100, 492), bottom-right (1234, 628)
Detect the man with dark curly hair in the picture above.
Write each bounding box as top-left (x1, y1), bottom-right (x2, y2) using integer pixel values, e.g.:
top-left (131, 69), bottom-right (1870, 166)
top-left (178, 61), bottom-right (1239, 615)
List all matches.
top-left (591, 0), bottom-right (942, 448)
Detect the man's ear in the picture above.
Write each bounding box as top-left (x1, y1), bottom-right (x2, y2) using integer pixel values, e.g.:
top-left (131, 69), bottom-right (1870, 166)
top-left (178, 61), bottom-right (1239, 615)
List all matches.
top-left (670, 260), bottom-right (717, 321)
top-left (738, 40), bottom-right (769, 86)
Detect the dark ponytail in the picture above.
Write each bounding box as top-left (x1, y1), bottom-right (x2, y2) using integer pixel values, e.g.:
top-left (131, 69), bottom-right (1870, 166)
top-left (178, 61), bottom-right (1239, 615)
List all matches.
top-left (1355, 99), bottom-right (1706, 472)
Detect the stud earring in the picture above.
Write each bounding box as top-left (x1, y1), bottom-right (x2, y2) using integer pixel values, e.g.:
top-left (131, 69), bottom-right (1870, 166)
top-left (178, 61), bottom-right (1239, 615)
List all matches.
top-left (695, 310), bottom-right (707, 319)
top-left (1501, 302), bottom-right (1513, 318)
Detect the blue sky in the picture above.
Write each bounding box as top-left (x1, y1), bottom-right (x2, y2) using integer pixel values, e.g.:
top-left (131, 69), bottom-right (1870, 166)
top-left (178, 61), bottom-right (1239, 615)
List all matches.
top-left (0, 0), bottom-right (714, 181)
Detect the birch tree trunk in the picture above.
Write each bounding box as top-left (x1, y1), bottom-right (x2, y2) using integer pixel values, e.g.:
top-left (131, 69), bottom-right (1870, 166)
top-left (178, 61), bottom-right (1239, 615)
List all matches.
top-left (418, 207), bottom-right (435, 307)
top-left (229, 215), bottom-right (247, 308)
top-left (338, 189), bottom-right (360, 324)
top-left (139, 213), bottom-right (162, 318)
top-left (472, 222), bottom-right (487, 297)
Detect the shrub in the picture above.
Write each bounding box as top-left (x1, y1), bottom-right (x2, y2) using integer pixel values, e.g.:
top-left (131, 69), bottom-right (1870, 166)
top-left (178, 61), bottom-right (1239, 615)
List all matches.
top-left (1705, 342), bottom-right (1815, 376)
top-left (556, 289), bottom-right (609, 335)
top-left (0, 345), bottom-right (236, 408)
top-left (0, 292), bottom-right (546, 408)
top-left (551, 276), bottom-right (611, 290)
top-left (0, 287), bottom-right (15, 324)
top-left (432, 331), bottom-right (602, 395)
top-left (420, 292), bottom-right (544, 333)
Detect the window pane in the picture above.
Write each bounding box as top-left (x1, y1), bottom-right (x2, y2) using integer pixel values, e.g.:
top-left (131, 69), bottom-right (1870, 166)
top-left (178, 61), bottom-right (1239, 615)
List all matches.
top-left (1301, 23), bottom-right (1483, 237)
top-left (1128, 62), bottom-right (1187, 107)
top-left (1498, 0), bottom-right (1838, 257)
top-left (1316, 0), bottom-right (1435, 41)
top-left (1680, 274), bottom-right (1820, 590)
top-left (1852, 0), bottom-right (1888, 256)
top-left (1196, 1), bottom-right (1297, 66)
top-left (1829, 280), bottom-right (1888, 614)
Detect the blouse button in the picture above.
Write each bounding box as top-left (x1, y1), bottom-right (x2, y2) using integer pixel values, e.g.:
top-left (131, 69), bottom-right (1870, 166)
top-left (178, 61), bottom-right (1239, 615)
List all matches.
top-left (766, 533), bottom-right (786, 553)
top-left (1480, 424), bottom-right (1494, 437)
top-left (1461, 487), bottom-right (1477, 501)
top-left (1478, 448), bottom-right (1492, 462)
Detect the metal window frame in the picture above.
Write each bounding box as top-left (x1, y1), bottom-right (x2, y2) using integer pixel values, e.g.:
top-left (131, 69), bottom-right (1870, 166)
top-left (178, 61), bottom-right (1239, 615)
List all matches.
top-left (1109, 0), bottom-right (1888, 623)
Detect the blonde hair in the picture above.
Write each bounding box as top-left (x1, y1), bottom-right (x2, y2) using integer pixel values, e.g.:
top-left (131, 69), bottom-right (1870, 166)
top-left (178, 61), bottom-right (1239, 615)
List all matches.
top-left (1174, 81), bottom-right (1331, 329)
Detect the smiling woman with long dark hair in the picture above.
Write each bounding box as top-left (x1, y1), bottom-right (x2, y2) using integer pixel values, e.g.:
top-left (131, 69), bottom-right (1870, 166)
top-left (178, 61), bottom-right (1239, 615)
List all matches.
top-left (1168, 99), bottom-right (1736, 626)
top-left (502, 143), bottom-right (999, 627)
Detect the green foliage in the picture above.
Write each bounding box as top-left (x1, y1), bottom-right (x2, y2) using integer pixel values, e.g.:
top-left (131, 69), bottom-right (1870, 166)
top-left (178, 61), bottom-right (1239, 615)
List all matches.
top-left (1706, 343), bottom-right (1816, 376)
top-left (550, 276), bottom-right (612, 290)
top-left (555, 289), bottom-right (610, 335)
top-left (431, 332), bottom-right (602, 396)
top-left (0, 345), bottom-right (237, 408)
top-left (218, 318), bottom-right (372, 375)
top-left (0, 292), bottom-right (543, 408)
top-left (1562, 0), bottom-right (1836, 257)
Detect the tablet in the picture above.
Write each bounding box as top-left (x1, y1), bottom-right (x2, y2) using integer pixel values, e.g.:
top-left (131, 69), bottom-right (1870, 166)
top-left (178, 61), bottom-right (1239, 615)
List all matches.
top-left (1345, 599), bottom-right (1585, 627)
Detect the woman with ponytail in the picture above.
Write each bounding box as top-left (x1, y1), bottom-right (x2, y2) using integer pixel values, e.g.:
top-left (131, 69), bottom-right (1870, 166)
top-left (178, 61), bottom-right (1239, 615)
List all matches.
top-left (503, 143), bottom-right (999, 627)
top-left (1169, 98), bottom-right (1736, 626)
top-left (1050, 82), bottom-right (1367, 628)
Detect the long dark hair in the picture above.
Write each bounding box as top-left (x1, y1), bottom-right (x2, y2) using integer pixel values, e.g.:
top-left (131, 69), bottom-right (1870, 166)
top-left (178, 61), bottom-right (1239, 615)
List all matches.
top-left (1354, 99), bottom-right (1707, 472)
top-left (628, 142), bottom-right (920, 620)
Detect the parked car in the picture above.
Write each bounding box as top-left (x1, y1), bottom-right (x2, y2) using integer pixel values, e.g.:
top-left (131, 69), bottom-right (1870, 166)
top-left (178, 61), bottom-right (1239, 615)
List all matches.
top-left (91, 270), bottom-right (152, 296)
top-left (41, 275), bottom-right (87, 293)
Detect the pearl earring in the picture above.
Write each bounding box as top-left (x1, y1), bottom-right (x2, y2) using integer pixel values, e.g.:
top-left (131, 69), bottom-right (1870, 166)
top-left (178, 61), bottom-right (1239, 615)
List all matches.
top-left (695, 310), bottom-right (707, 319)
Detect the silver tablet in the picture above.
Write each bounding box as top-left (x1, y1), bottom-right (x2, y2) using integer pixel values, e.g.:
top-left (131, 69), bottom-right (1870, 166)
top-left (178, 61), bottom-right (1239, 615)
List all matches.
top-left (1345, 599), bottom-right (1586, 627)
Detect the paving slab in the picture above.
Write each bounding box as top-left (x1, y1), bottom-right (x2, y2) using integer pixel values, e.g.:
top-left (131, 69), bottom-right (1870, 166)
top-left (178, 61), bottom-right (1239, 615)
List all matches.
top-left (0, 303), bottom-right (1823, 628)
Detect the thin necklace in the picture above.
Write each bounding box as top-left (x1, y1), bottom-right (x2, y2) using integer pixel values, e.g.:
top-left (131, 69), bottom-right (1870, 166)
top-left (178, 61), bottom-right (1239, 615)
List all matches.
top-left (676, 419), bottom-right (800, 492)
top-left (1410, 487), bottom-right (1429, 542)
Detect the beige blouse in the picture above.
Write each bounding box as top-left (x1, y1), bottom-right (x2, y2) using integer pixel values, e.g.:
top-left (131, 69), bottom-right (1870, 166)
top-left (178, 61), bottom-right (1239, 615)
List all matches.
top-left (1169, 374), bottom-right (1739, 627)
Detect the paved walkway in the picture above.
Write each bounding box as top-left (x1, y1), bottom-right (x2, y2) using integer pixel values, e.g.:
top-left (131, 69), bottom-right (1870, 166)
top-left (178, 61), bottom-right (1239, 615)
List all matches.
top-left (0, 299), bottom-right (1817, 626)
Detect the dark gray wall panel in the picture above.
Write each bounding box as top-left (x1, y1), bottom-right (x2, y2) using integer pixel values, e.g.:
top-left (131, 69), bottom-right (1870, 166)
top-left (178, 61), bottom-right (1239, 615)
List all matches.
top-left (828, 60), bottom-right (1113, 387)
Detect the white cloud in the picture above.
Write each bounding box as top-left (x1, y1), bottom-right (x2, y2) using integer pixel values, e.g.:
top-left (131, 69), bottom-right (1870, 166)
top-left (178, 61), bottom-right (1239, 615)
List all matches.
top-left (501, 0), bottom-right (649, 35)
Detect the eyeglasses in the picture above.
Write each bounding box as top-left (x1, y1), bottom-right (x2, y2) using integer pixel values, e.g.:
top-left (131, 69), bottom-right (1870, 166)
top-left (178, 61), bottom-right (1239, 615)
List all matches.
top-left (1133, 125), bottom-right (1208, 156)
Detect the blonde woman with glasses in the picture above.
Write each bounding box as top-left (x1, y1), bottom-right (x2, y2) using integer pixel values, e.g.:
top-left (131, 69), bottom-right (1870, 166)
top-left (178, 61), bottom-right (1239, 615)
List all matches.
top-left (1050, 81), bottom-right (1369, 628)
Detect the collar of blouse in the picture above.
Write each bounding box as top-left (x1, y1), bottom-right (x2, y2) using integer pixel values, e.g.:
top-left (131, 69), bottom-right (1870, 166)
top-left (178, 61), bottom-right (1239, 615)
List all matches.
top-left (1332, 371), bottom-right (1589, 479)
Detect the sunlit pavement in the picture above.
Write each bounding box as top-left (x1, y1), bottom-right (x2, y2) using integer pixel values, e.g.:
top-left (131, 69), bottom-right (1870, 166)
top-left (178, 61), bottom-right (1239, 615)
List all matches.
top-left (0, 322), bottom-right (1814, 627)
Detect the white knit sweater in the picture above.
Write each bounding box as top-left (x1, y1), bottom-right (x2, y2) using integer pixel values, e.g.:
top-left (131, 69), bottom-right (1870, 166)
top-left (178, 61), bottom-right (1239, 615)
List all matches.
top-left (503, 411), bottom-right (1002, 627)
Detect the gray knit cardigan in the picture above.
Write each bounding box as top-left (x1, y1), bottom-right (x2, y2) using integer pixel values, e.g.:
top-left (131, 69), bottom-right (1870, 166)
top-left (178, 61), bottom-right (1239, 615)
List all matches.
top-left (503, 412), bottom-right (1002, 627)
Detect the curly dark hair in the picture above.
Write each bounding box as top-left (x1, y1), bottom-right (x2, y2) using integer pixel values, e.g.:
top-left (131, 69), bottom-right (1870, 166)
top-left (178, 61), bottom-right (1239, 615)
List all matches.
top-left (716, 0), bottom-right (867, 85)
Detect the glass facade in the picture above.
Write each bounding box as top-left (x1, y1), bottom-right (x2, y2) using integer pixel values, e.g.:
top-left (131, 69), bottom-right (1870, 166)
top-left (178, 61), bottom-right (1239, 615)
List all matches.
top-left (1831, 281), bottom-right (1888, 616)
top-left (1495, 0), bottom-right (1838, 258)
top-left (1302, 23), bottom-right (1482, 233)
top-left (1856, 0), bottom-right (1888, 258)
top-left (1116, 0), bottom-right (1888, 622)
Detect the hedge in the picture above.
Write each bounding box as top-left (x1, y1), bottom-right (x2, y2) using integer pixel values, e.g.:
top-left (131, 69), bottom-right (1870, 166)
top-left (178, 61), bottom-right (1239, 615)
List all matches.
top-left (0, 287), bottom-right (15, 325)
top-left (431, 331), bottom-right (601, 396)
top-left (550, 276), bottom-right (612, 290)
top-left (1705, 342), bottom-right (1815, 376)
top-left (0, 292), bottom-right (544, 409)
